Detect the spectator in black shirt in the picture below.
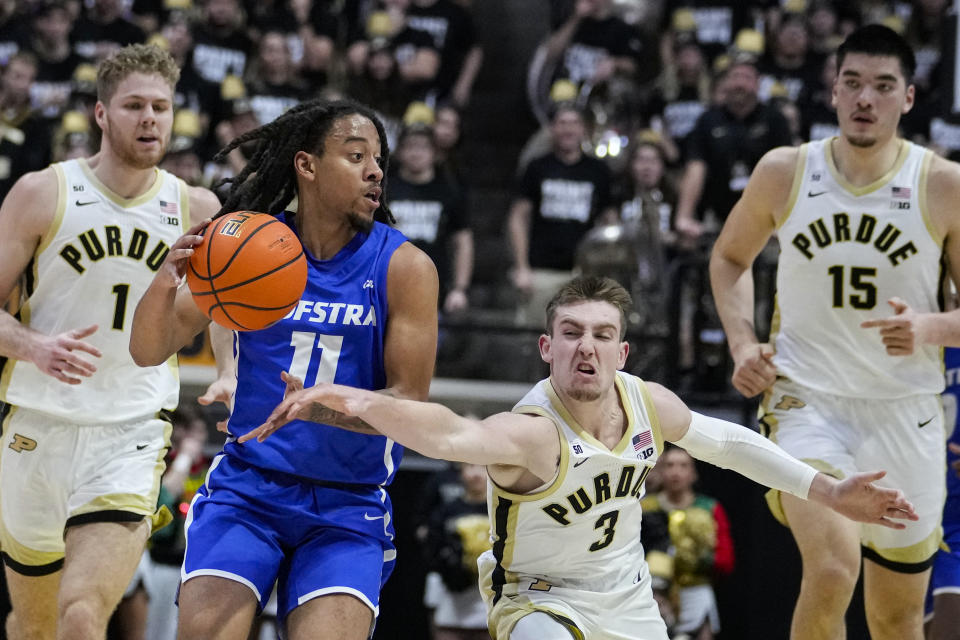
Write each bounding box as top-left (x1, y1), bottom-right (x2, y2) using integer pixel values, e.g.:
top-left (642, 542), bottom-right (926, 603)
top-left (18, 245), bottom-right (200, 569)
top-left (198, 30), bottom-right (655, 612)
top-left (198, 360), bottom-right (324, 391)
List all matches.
top-left (544, 0), bottom-right (650, 90)
top-left (661, 2), bottom-right (752, 64)
top-left (347, 3), bottom-right (441, 105)
top-left (158, 16), bottom-right (220, 150)
top-left (758, 14), bottom-right (819, 103)
top-left (243, 0), bottom-right (339, 89)
top-left (27, 1), bottom-right (84, 122)
top-left (0, 52), bottom-right (48, 200)
top-left (72, 0), bottom-right (146, 63)
top-left (406, 0), bottom-right (483, 107)
top-left (645, 36), bottom-right (710, 163)
top-left (508, 102), bottom-right (614, 324)
top-left (675, 56), bottom-right (793, 243)
top-left (246, 30), bottom-right (309, 128)
top-left (387, 123), bottom-right (472, 313)
top-left (191, 0), bottom-right (254, 85)
top-left (798, 52), bottom-right (840, 142)
top-left (345, 35), bottom-right (410, 144)
top-left (0, 1), bottom-right (24, 67)
top-left (433, 102), bottom-right (465, 188)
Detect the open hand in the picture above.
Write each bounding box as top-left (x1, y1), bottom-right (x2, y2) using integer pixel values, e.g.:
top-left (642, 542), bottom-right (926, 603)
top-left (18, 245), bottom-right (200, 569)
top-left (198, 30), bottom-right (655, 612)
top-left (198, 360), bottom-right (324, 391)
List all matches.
top-left (33, 324), bottom-right (102, 384)
top-left (820, 470), bottom-right (918, 530)
top-left (198, 374), bottom-right (236, 434)
top-left (860, 297), bottom-right (930, 356)
top-left (239, 379), bottom-right (368, 444)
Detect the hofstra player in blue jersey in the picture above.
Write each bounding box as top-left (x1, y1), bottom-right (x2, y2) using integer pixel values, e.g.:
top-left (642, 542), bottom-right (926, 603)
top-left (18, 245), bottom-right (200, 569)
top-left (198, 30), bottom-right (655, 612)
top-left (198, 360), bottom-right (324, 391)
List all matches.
top-left (925, 346), bottom-right (960, 638)
top-left (130, 99), bottom-right (438, 640)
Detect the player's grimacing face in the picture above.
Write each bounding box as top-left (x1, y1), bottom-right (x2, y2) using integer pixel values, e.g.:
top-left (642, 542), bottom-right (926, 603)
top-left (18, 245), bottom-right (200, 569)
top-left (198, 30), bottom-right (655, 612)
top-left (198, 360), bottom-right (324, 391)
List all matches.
top-left (832, 53), bottom-right (914, 148)
top-left (314, 114), bottom-right (384, 231)
top-left (98, 72), bottom-right (174, 169)
top-left (540, 300), bottom-right (628, 403)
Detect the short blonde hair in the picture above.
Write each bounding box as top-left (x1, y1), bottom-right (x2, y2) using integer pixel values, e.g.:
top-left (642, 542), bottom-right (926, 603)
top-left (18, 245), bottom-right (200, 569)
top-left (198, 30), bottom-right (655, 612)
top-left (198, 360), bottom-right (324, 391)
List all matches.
top-left (97, 44), bottom-right (180, 104)
top-left (545, 276), bottom-right (633, 340)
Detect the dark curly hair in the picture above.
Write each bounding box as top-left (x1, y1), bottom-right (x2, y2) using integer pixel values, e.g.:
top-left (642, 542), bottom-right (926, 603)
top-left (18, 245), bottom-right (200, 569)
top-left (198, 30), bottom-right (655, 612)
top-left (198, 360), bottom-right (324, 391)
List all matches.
top-left (213, 98), bottom-right (394, 223)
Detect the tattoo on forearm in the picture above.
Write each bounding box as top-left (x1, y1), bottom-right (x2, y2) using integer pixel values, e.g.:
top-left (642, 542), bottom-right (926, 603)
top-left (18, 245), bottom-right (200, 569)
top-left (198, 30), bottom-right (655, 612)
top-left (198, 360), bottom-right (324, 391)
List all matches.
top-left (307, 403), bottom-right (379, 434)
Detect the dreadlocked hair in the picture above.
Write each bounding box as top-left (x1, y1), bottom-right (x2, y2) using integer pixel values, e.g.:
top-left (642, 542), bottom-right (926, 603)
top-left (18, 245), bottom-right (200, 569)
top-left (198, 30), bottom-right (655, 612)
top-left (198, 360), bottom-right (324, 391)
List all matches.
top-left (212, 98), bottom-right (394, 223)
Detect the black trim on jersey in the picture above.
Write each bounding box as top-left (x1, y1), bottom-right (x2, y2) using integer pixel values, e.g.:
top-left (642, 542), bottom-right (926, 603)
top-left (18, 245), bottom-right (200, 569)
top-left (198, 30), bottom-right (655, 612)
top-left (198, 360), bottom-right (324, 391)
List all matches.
top-left (861, 545), bottom-right (935, 573)
top-left (2, 552), bottom-right (63, 576)
top-left (490, 495), bottom-right (513, 606)
top-left (938, 252), bottom-right (947, 312)
top-left (22, 256), bottom-right (35, 297)
top-left (65, 510), bottom-right (147, 529)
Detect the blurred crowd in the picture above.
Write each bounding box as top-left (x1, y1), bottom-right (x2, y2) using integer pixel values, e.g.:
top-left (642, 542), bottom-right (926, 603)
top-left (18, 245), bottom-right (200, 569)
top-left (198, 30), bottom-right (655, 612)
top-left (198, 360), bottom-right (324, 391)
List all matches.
top-left (2, 2), bottom-right (953, 638)
top-left (2, 2), bottom-right (958, 395)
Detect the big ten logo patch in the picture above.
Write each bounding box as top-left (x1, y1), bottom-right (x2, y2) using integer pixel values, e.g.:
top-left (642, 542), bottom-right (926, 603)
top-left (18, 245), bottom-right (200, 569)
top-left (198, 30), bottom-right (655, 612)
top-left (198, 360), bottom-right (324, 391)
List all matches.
top-left (219, 211), bottom-right (257, 238)
top-left (9, 433), bottom-right (37, 453)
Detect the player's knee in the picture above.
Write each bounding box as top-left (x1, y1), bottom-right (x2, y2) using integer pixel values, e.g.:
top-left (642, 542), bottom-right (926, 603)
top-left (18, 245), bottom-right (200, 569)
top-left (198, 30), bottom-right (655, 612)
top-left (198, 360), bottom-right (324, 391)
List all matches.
top-left (865, 602), bottom-right (923, 638)
top-left (58, 594), bottom-right (110, 639)
top-left (6, 608), bottom-right (55, 640)
top-left (801, 562), bottom-right (859, 597)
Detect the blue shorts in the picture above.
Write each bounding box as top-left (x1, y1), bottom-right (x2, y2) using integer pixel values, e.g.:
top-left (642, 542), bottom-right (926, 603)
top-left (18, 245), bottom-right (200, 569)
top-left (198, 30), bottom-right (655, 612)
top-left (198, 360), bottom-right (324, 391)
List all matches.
top-left (925, 521), bottom-right (960, 617)
top-left (182, 453), bottom-right (396, 621)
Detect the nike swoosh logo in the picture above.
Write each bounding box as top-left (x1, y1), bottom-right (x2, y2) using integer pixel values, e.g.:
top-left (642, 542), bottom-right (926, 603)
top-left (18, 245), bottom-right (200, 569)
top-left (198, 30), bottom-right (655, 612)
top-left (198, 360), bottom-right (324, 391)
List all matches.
top-left (807, 191), bottom-right (827, 198)
top-left (136, 444), bottom-right (149, 450)
top-left (918, 417), bottom-right (935, 428)
top-left (363, 512), bottom-right (385, 521)
top-left (76, 200), bottom-right (99, 206)
top-left (573, 458), bottom-right (589, 467)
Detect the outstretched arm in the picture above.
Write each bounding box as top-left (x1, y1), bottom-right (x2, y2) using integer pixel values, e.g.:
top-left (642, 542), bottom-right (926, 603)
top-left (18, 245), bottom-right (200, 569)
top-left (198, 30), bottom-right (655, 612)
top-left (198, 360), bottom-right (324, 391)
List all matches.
top-left (238, 381), bottom-right (556, 473)
top-left (652, 383), bottom-right (917, 529)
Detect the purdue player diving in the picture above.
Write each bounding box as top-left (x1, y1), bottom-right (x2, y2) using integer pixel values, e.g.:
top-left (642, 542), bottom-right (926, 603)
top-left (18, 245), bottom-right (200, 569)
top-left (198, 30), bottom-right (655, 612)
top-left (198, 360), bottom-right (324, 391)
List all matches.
top-left (240, 275), bottom-right (917, 640)
top-left (711, 24), bottom-right (960, 640)
top-left (0, 44), bottom-right (221, 639)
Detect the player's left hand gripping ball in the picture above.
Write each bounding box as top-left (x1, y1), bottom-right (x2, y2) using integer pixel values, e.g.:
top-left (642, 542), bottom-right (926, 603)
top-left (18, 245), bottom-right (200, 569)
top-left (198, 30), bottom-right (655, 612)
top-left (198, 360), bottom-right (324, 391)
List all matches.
top-left (186, 212), bottom-right (307, 331)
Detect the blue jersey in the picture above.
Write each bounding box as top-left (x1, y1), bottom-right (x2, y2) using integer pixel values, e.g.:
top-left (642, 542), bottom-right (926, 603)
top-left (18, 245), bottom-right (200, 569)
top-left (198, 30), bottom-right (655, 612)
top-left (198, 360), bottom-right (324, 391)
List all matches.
top-left (944, 347), bottom-right (960, 528)
top-left (223, 216), bottom-right (408, 485)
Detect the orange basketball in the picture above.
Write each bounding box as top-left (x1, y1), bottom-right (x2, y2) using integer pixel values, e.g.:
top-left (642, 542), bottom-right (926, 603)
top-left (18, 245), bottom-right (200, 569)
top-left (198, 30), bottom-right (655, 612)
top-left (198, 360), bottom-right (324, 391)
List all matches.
top-left (186, 211), bottom-right (308, 331)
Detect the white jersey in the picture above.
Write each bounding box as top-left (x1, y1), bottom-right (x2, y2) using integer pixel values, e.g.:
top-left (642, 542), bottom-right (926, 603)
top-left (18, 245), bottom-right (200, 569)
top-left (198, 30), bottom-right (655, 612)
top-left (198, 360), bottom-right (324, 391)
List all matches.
top-left (480, 372), bottom-right (662, 598)
top-left (1, 158), bottom-right (187, 423)
top-left (773, 138), bottom-right (944, 398)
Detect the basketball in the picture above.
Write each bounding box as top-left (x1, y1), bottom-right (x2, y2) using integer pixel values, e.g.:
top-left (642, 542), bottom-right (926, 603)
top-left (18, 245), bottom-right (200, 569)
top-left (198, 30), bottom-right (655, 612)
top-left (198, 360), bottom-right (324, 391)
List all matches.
top-left (186, 211), bottom-right (308, 331)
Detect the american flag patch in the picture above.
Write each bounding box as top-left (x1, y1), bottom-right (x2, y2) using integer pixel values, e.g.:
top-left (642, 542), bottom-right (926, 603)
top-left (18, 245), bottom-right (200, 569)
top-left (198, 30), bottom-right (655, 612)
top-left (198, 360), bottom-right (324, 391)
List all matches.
top-left (632, 431), bottom-right (652, 451)
top-left (892, 186), bottom-right (911, 199)
top-left (160, 200), bottom-right (178, 215)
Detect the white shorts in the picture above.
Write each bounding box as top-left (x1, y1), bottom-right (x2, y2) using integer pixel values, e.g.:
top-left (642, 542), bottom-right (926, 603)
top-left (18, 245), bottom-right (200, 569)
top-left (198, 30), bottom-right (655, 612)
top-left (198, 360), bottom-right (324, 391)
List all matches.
top-left (0, 405), bottom-right (171, 574)
top-left (760, 377), bottom-right (945, 570)
top-left (674, 584), bottom-right (720, 634)
top-left (478, 553), bottom-right (669, 640)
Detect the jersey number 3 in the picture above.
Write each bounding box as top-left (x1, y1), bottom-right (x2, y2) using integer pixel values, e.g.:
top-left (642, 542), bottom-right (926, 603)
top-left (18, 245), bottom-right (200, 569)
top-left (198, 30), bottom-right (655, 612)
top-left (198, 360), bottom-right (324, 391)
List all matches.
top-left (288, 331), bottom-right (344, 386)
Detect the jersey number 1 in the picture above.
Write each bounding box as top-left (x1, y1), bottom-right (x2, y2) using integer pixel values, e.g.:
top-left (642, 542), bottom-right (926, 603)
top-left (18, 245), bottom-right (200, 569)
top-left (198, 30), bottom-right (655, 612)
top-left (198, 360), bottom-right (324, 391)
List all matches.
top-left (288, 331), bottom-right (343, 386)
